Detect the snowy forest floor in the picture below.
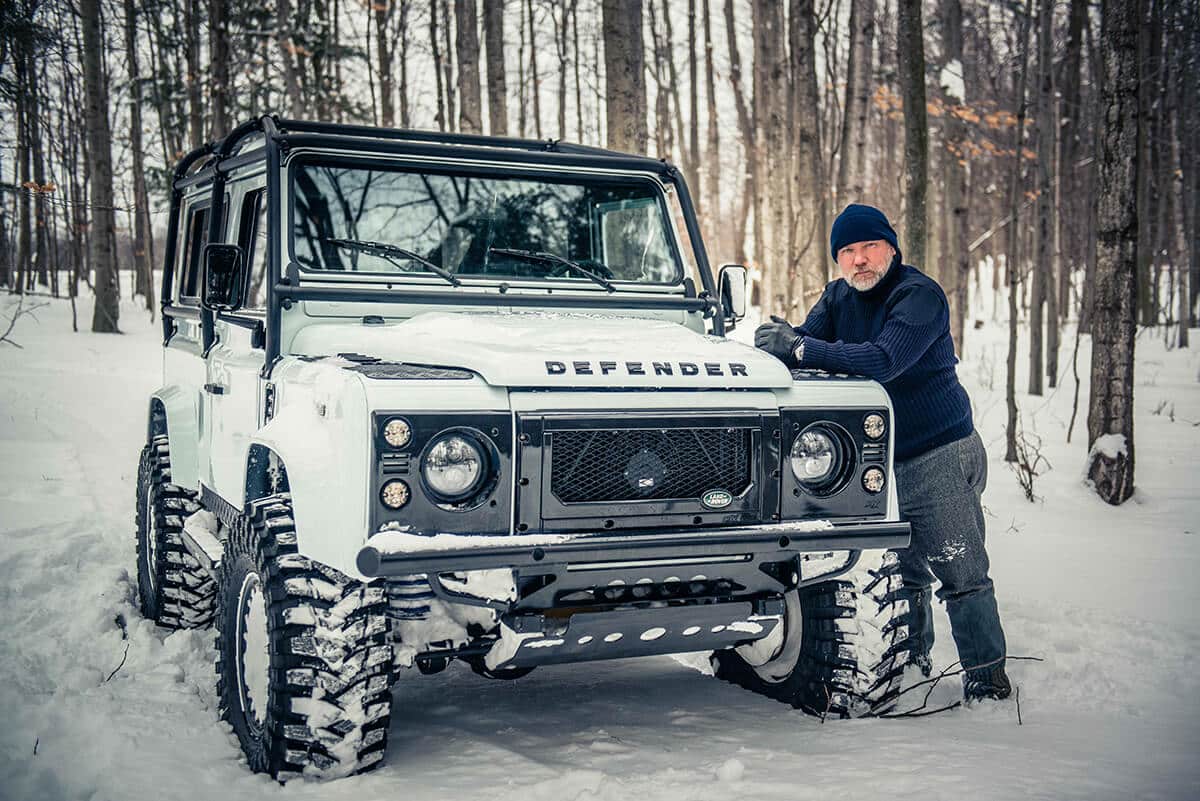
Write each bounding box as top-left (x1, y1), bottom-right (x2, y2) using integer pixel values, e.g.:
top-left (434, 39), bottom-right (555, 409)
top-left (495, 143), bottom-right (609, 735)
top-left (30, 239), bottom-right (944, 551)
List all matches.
top-left (1, 295), bottom-right (1198, 801)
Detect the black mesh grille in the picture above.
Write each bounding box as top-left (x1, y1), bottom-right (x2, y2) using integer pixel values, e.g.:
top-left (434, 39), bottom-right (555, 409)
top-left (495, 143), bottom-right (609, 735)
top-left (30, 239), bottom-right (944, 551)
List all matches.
top-left (549, 427), bottom-right (752, 503)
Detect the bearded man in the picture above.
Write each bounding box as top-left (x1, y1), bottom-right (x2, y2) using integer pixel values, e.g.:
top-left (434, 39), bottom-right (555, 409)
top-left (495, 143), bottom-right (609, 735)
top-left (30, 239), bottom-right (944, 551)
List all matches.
top-left (754, 203), bottom-right (1011, 702)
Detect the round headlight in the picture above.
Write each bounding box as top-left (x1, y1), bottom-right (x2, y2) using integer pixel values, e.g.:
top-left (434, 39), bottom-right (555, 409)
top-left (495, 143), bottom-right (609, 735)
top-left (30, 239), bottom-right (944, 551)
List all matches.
top-left (790, 428), bottom-right (837, 484)
top-left (863, 413), bottom-right (886, 440)
top-left (862, 466), bottom-right (886, 494)
top-left (383, 417), bottom-right (412, 448)
top-left (380, 479), bottom-right (411, 509)
top-left (422, 434), bottom-right (485, 500)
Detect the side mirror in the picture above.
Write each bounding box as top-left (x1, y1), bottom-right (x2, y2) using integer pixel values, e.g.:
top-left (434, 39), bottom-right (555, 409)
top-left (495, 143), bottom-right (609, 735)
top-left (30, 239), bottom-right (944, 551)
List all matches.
top-left (202, 243), bottom-right (246, 313)
top-left (718, 264), bottom-right (748, 329)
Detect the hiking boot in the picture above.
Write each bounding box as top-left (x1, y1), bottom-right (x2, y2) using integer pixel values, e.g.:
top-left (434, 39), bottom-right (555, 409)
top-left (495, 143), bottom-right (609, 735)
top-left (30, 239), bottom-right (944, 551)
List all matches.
top-left (963, 664), bottom-right (1012, 702)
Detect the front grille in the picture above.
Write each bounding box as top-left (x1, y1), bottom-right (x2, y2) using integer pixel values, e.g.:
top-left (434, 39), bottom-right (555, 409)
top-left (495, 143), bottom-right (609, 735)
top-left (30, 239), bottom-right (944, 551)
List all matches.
top-left (549, 427), bottom-right (752, 503)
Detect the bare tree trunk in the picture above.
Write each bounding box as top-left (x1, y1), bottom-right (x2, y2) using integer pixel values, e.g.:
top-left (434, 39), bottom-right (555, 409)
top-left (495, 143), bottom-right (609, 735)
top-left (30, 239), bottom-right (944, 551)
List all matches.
top-left (789, 0), bottom-right (825, 312)
top-left (278, 0), bottom-right (306, 117)
top-left (1029, 0), bottom-right (1054, 394)
top-left (940, 0), bottom-right (969, 354)
top-left (527, 0), bottom-right (542, 138)
top-left (456, 0), bottom-right (482, 133)
top-left (28, 46), bottom-right (49, 290)
top-left (443, 0), bottom-right (457, 130)
top-left (1134, 0), bottom-right (1158, 325)
top-left (82, 0), bottom-right (121, 333)
top-left (602, 0), bottom-right (648, 153)
top-left (209, 0), bottom-right (231, 138)
top-left (703, 0), bottom-right (720, 253)
top-left (1005, 0), bottom-right (1035, 464)
top-left (896, 0), bottom-right (928, 268)
top-left (1059, 0), bottom-right (1087, 320)
top-left (399, 1), bottom-right (411, 127)
top-left (554, 2), bottom-right (578, 138)
top-left (13, 50), bottom-right (30, 294)
top-left (686, 0), bottom-right (701, 196)
top-left (572, 3), bottom-right (584, 139)
top-left (837, 0), bottom-right (874, 206)
top-left (184, 0), bottom-right (203, 146)
top-left (375, 0), bottom-right (396, 127)
top-left (125, 0), bottom-right (154, 312)
top-left (754, 0), bottom-right (788, 315)
top-left (723, 0), bottom-right (753, 266)
top-left (1087, 0), bottom-right (1139, 504)
top-left (432, 1), bottom-right (447, 131)
top-left (483, 0), bottom-right (508, 135)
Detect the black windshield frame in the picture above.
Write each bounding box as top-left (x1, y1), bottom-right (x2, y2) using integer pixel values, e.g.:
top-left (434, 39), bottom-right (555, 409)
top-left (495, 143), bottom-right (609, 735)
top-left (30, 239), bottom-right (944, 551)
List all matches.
top-left (286, 153), bottom-right (689, 288)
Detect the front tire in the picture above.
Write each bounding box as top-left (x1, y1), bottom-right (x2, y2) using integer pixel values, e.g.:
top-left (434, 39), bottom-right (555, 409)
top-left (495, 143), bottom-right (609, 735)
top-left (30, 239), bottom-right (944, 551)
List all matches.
top-left (215, 494), bottom-right (393, 779)
top-left (712, 549), bottom-right (909, 717)
top-left (135, 434), bottom-right (216, 629)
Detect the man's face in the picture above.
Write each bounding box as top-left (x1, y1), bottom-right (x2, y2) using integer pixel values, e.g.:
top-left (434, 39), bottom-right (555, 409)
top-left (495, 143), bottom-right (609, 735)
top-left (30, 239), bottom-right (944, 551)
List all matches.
top-left (836, 239), bottom-right (895, 291)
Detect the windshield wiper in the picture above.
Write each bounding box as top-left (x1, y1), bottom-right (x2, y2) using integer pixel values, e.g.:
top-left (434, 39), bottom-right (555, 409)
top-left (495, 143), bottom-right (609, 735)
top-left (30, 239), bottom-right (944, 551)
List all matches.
top-left (323, 237), bottom-right (461, 287)
top-left (489, 247), bottom-right (615, 292)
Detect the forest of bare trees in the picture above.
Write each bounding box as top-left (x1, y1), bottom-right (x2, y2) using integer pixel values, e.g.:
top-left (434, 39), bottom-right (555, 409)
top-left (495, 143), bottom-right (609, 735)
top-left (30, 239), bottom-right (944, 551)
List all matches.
top-left (0, 0), bottom-right (1196, 503)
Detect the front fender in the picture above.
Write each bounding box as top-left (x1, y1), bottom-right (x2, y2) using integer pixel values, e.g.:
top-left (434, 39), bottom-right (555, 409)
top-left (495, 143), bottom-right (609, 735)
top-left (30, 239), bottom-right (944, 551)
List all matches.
top-left (149, 386), bottom-right (201, 491)
top-left (248, 362), bottom-right (371, 579)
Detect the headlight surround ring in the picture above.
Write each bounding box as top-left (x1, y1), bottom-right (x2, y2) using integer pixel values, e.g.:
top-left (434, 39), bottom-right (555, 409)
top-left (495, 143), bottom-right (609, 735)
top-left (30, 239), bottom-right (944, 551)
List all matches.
top-left (789, 422), bottom-right (856, 497)
top-left (419, 429), bottom-right (494, 506)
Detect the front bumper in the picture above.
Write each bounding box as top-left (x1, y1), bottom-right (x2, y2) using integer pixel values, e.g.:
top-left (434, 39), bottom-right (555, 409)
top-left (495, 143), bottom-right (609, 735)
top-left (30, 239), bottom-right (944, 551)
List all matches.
top-left (358, 519), bottom-right (909, 579)
top-left (360, 520), bottom-right (909, 670)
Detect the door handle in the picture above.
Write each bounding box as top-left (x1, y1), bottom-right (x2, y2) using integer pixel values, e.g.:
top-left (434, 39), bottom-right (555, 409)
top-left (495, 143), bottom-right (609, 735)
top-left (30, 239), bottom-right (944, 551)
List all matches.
top-left (203, 383), bottom-right (226, 395)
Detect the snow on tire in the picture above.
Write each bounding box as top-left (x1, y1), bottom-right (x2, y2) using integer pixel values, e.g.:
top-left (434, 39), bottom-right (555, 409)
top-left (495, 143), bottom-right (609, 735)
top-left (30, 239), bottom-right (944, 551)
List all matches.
top-left (135, 434), bottom-right (216, 629)
top-left (215, 494), bottom-right (393, 779)
top-left (712, 549), bottom-right (910, 717)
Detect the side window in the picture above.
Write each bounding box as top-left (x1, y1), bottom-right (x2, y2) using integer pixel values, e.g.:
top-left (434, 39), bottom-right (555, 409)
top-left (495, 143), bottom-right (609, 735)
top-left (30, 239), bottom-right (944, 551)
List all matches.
top-left (179, 203), bottom-right (212, 302)
top-left (237, 189), bottom-right (269, 310)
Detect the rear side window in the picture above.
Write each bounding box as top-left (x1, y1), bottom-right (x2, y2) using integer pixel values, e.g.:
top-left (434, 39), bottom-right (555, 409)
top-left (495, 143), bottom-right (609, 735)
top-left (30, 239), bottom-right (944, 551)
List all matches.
top-left (179, 203), bottom-right (211, 302)
top-left (178, 195), bottom-right (229, 304)
top-left (237, 189), bottom-right (269, 310)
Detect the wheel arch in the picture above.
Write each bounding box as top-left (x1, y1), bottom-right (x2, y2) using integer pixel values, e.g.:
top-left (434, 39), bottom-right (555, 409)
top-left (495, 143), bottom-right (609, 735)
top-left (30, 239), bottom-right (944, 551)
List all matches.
top-left (148, 386), bottom-right (201, 490)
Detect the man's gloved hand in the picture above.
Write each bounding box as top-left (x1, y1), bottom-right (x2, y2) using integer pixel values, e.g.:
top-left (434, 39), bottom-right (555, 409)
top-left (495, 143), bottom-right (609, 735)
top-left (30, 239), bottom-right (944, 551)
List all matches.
top-left (754, 315), bottom-right (802, 362)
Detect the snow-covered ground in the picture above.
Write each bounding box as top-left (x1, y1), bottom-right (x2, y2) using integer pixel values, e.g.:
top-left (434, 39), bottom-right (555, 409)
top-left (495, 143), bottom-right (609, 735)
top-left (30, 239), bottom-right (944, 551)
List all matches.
top-left (1, 293), bottom-right (1198, 801)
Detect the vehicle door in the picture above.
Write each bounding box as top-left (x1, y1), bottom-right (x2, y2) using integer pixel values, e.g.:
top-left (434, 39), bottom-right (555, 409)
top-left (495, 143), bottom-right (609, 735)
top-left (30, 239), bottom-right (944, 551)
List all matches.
top-left (162, 192), bottom-right (219, 492)
top-left (204, 182), bottom-right (270, 505)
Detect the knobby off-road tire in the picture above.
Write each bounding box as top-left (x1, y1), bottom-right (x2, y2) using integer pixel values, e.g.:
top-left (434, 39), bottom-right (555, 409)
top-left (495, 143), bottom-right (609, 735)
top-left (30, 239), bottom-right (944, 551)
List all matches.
top-left (215, 494), bottom-right (393, 779)
top-left (135, 434), bottom-right (216, 629)
top-left (712, 549), bottom-right (909, 717)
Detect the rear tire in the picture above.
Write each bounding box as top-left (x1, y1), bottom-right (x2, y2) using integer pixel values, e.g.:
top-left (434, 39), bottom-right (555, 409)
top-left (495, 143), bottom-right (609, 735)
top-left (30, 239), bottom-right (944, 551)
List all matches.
top-left (712, 550), bottom-right (910, 717)
top-left (135, 434), bottom-right (216, 629)
top-left (215, 494), bottom-right (393, 779)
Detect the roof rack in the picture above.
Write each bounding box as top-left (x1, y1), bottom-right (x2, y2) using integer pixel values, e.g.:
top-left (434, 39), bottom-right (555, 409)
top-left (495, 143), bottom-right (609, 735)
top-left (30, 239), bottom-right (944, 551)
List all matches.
top-left (174, 115), bottom-right (676, 192)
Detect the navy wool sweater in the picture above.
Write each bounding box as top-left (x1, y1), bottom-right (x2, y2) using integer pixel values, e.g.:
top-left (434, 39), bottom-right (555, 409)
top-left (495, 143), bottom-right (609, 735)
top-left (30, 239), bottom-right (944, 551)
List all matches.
top-left (790, 262), bottom-right (974, 461)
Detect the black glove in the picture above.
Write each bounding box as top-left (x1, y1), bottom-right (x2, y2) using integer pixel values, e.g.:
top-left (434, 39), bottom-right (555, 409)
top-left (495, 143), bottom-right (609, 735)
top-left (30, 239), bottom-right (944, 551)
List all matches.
top-left (754, 315), bottom-right (802, 362)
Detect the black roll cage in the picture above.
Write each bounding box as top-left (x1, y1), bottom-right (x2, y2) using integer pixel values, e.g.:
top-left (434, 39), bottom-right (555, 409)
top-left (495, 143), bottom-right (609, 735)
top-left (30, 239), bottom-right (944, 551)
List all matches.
top-left (160, 115), bottom-right (725, 374)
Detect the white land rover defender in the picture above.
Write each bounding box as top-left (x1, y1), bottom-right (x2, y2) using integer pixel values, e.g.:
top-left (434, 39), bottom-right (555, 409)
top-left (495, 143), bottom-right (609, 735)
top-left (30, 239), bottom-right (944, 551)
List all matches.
top-left (135, 117), bottom-right (911, 780)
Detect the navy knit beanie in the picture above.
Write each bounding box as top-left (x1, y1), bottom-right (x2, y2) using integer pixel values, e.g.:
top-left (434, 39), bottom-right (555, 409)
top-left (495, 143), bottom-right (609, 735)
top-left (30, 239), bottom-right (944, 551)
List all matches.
top-left (829, 204), bottom-right (900, 263)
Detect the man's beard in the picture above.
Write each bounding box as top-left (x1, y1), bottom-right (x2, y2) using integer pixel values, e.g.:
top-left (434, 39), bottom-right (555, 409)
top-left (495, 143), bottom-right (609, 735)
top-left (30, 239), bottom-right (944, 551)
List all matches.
top-left (848, 270), bottom-right (884, 291)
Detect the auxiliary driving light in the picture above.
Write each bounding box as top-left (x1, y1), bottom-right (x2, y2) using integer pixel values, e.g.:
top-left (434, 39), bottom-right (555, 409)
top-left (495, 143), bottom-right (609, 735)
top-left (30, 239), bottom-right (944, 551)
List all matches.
top-left (863, 413), bottom-right (886, 440)
top-left (382, 417), bottom-right (413, 448)
top-left (380, 479), bottom-right (411, 509)
top-left (862, 467), bottom-right (886, 494)
top-left (422, 434), bottom-right (485, 500)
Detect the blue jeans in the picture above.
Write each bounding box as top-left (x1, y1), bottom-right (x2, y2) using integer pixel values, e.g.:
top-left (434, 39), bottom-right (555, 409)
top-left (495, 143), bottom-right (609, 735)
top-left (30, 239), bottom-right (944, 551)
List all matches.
top-left (894, 430), bottom-right (1007, 679)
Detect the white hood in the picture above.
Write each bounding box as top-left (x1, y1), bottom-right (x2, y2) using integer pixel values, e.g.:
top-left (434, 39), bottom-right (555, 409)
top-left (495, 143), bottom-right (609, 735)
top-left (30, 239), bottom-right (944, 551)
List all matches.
top-left (289, 310), bottom-right (793, 389)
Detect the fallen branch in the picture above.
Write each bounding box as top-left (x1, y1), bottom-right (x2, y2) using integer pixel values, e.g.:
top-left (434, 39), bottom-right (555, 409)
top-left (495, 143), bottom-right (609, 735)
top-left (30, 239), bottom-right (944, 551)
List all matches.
top-left (0, 298), bottom-right (49, 349)
top-left (105, 643), bottom-right (130, 683)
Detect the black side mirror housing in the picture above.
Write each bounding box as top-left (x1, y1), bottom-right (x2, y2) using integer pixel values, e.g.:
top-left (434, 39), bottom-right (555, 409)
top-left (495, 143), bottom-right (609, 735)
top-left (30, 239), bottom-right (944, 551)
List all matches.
top-left (718, 264), bottom-right (749, 330)
top-left (202, 243), bottom-right (246, 313)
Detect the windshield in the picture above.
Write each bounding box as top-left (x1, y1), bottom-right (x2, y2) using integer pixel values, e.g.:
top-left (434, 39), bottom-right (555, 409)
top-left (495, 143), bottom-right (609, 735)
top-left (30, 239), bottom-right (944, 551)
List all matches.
top-left (290, 159), bottom-right (684, 285)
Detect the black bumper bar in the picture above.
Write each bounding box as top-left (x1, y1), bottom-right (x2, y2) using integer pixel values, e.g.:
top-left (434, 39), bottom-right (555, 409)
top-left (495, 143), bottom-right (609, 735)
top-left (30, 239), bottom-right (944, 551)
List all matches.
top-left (356, 520), bottom-right (910, 578)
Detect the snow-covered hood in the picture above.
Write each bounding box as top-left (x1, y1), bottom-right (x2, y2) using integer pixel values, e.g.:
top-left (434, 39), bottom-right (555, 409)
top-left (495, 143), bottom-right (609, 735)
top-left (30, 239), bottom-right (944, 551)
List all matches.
top-left (290, 310), bottom-right (794, 389)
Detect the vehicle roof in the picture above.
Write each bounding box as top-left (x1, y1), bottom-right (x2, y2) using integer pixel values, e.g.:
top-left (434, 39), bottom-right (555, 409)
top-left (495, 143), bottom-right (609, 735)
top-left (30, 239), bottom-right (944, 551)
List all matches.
top-left (174, 116), bottom-right (677, 191)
